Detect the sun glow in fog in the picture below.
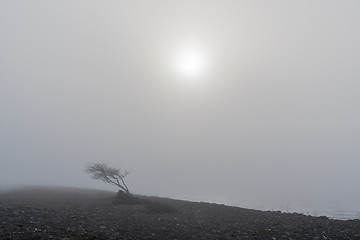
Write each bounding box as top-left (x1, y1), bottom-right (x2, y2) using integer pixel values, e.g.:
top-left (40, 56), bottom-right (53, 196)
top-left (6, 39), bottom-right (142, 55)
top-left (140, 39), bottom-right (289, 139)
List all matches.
top-left (173, 45), bottom-right (208, 81)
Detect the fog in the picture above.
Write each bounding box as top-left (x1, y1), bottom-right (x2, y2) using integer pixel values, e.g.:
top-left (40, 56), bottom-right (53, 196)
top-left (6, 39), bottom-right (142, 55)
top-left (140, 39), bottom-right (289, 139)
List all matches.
top-left (1, 0), bottom-right (360, 213)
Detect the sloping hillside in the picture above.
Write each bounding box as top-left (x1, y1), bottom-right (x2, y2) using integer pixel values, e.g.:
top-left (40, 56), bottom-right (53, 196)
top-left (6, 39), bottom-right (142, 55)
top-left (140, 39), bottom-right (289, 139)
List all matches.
top-left (1, 187), bottom-right (359, 239)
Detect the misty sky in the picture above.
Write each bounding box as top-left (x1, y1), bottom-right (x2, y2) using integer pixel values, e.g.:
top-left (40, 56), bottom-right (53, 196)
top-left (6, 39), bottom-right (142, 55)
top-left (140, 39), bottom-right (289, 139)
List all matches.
top-left (1, 0), bottom-right (360, 209)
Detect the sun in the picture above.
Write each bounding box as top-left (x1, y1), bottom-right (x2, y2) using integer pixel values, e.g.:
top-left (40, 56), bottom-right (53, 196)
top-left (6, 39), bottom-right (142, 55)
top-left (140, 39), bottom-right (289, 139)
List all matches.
top-left (173, 46), bottom-right (208, 81)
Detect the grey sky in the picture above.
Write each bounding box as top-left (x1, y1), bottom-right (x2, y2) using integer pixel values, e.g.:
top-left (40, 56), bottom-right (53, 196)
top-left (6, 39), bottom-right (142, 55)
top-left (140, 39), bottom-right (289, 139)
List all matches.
top-left (1, 0), bottom-right (360, 209)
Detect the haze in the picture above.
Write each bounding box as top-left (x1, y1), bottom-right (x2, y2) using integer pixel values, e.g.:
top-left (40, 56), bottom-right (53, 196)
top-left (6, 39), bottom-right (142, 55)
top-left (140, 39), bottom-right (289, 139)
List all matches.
top-left (1, 0), bottom-right (360, 213)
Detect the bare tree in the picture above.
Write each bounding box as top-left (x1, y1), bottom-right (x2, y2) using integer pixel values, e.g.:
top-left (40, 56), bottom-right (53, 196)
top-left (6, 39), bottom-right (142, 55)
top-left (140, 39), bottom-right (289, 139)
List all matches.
top-left (86, 163), bottom-right (130, 194)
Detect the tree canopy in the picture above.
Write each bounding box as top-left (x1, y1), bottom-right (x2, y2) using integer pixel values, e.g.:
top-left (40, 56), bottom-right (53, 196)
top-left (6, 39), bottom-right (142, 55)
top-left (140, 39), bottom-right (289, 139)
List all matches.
top-left (86, 163), bottom-right (130, 194)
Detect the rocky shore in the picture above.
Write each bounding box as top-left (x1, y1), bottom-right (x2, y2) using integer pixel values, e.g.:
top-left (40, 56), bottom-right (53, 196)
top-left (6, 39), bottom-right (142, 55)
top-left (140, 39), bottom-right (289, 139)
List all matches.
top-left (1, 187), bottom-right (360, 239)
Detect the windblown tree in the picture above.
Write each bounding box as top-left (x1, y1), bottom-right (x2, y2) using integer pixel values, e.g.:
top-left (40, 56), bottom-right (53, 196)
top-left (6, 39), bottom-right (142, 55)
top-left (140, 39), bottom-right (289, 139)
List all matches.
top-left (86, 163), bottom-right (130, 194)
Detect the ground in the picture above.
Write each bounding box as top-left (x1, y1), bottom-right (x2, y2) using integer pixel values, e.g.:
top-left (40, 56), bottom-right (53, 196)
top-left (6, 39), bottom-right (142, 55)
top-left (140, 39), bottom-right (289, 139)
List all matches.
top-left (1, 187), bottom-right (360, 240)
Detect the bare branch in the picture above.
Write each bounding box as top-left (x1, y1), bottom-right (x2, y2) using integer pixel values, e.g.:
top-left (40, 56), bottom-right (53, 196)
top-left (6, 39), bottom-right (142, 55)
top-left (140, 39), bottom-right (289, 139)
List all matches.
top-left (86, 163), bottom-right (130, 194)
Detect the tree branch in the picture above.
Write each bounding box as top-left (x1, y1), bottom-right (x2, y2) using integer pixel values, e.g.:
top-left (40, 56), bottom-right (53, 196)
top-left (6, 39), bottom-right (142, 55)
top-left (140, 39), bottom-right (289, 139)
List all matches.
top-left (86, 163), bottom-right (130, 194)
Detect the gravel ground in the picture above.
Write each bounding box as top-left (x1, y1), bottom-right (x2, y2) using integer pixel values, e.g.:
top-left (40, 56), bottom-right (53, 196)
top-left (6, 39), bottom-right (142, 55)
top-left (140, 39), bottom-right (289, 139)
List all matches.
top-left (1, 187), bottom-right (360, 240)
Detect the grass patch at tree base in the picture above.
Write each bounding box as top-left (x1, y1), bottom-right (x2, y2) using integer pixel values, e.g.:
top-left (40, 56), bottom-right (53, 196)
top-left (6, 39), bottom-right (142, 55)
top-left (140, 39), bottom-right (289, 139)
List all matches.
top-left (113, 191), bottom-right (177, 213)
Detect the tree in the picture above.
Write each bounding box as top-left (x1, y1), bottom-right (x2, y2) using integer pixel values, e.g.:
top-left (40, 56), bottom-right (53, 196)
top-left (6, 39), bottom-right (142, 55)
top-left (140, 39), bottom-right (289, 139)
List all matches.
top-left (86, 163), bottom-right (130, 194)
